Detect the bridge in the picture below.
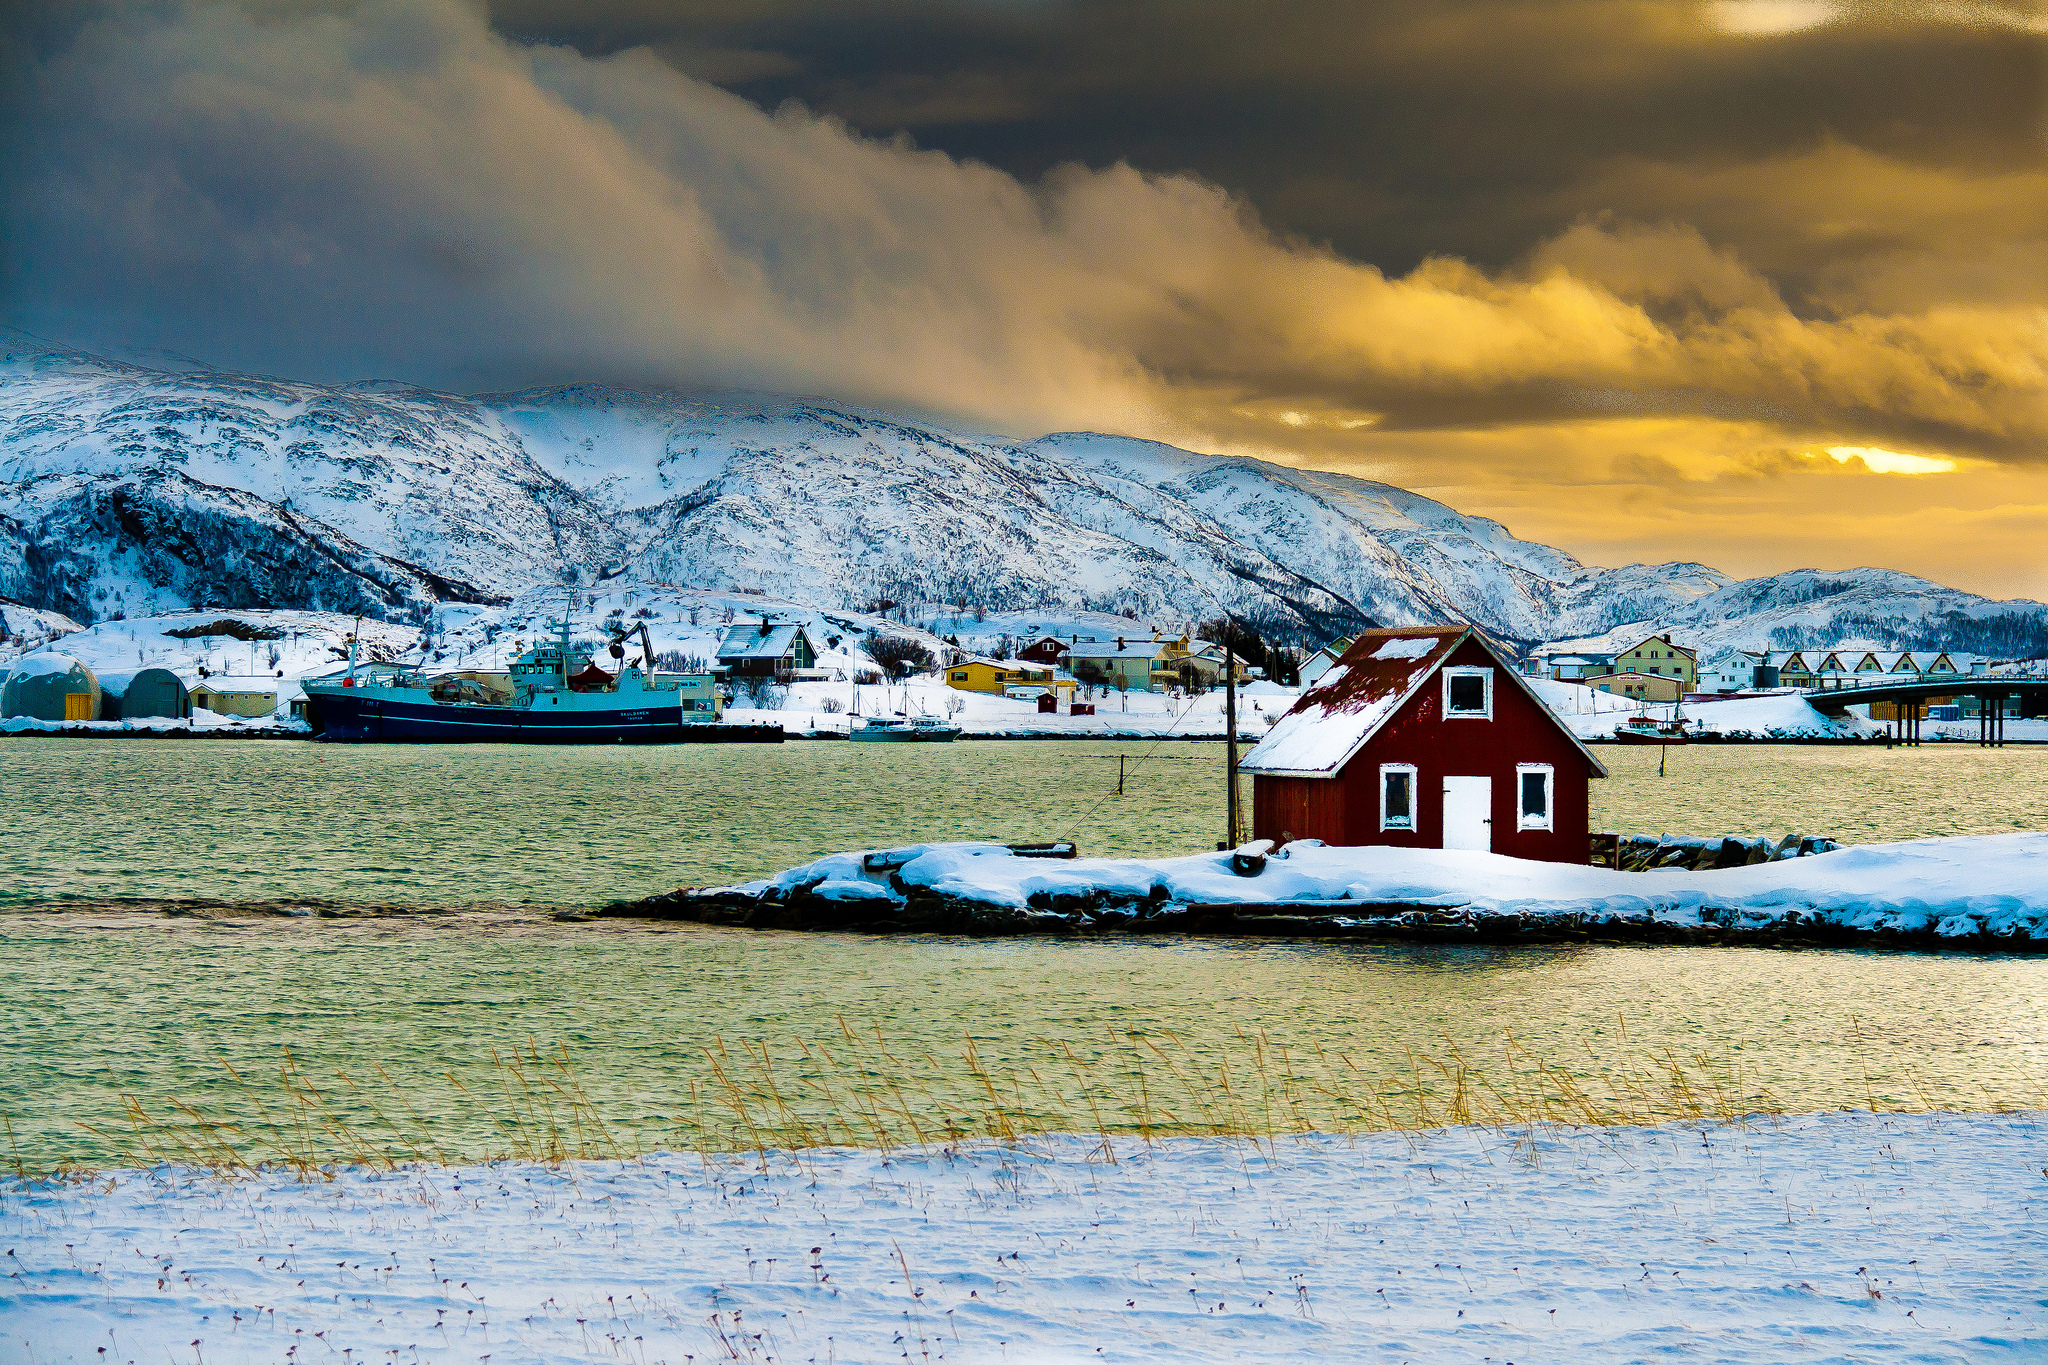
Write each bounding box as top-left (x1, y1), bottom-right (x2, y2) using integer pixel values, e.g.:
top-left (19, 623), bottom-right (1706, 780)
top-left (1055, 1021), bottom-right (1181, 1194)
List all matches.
top-left (1803, 678), bottom-right (2048, 746)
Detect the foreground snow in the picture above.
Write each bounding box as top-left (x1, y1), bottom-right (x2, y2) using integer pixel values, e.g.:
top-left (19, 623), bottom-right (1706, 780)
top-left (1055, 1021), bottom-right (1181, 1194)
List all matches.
top-left (747, 833), bottom-right (2048, 940)
top-left (6, 1113), bottom-right (2042, 1363)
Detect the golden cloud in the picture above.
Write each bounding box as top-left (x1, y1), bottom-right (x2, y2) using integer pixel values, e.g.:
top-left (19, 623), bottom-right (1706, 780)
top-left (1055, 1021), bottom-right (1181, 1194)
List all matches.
top-left (12, 0), bottom-right (2048, 590)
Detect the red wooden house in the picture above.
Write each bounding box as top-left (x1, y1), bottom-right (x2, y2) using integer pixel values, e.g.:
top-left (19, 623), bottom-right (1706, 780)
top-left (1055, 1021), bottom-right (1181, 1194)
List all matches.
top-left (1241, 626), bottom-right (1605, 863)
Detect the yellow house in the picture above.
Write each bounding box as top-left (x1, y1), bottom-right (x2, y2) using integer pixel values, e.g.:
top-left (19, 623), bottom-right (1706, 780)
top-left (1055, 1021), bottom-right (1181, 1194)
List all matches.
top-left (1614, 634), bottom-right (1698, 690)
top-left (944, 658), bottom-right (1058, 695)
top-left (190, 683), bottom-right (280, 718)
top-left (1585, 670), bottom-right (1683, 702)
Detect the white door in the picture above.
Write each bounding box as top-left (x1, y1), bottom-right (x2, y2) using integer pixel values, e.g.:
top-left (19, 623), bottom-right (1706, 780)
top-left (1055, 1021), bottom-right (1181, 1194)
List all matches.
top-left (1442, 776), bottom-right (1492, 852)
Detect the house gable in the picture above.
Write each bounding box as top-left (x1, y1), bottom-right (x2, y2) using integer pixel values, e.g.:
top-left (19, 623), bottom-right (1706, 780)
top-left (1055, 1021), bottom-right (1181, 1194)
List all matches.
top-left (1249, 632), bottom-right (1604, 863)
top-left (1243, 626), bottom-right (1606, 780)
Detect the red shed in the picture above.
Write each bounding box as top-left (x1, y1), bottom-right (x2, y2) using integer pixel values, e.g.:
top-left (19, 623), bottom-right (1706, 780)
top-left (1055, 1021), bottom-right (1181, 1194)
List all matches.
top-left (1242, 626), bottom-right (1605, 863)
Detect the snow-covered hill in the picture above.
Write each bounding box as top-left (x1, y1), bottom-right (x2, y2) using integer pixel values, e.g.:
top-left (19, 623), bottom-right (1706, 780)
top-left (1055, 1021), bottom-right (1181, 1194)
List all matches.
top-left (1541, 568), bottom-right (2048, 660)
top-left (3, 344), bottom-right (2041, 654)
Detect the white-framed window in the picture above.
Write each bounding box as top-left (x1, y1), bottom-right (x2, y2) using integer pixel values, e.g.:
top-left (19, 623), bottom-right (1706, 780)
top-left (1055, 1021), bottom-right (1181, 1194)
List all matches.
top-left (1516, 763), bottom-right (1554, 831)
top-left (1442, 666), bottom-right (1493, 719)
top-left (1379, 763), bottom-right (1417, 831)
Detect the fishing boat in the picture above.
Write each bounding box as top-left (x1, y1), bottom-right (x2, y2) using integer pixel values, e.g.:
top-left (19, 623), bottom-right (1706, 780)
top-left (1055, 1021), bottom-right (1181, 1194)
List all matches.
top-left (301, 613), bottom-right (782, 744)
top-left (1613, 714), bottom-right (1691, 745)
top-left (848, 714), bottom-right (962, 743)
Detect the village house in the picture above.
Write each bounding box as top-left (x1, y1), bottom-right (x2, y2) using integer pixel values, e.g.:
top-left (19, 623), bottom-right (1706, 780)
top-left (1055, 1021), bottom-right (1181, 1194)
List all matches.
top-left (1742, 648), bottom-right (1984, 693)
top-left (1612, 634), bottom-right (1697, 690)
top-left (716, 619), bottom-right (820, 681)
top-left (1067, 637), bottom-right (1172, 691)
top-left (1015, 635), bottom-right (1076, 667)
top-left (1241, 625), bottom-right (1605, 864)
top-left (1297, 636), bottom-right (1357, 689)
top-left (1542, 653), bottom-right (1616, 682)
top-left (1695, 653), bottom-right (1753, 694)
top-left (945, 657), bottom-right (1066, 696)
top-left (1151, 639), bottom-right (1251, 691)
top-left (1583, 670), bottom-right (1683, 703)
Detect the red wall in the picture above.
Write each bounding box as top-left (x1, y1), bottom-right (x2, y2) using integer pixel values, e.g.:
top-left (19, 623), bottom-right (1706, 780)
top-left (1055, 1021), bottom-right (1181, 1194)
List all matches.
top-left (1251, 638), bottom-right (1597, 863)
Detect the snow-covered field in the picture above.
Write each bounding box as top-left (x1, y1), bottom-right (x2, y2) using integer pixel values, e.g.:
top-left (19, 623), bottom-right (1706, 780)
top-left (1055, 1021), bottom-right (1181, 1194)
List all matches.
top-left (749, 833), bottom-right (2048, 940)
top-left (6, 1112), bottom-right (2042, 1363)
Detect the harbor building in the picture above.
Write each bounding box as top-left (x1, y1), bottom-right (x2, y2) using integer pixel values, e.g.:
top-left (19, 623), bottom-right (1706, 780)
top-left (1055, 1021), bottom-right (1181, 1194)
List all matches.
top-left (1, 654), bottom-right (102, 720)
top-left (190, 681), bottom-right (280, 718)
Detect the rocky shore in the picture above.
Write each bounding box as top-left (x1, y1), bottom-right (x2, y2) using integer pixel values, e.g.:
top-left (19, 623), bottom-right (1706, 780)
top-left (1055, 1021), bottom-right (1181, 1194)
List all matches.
top-left (598, 836), bottom-right (2048, 952)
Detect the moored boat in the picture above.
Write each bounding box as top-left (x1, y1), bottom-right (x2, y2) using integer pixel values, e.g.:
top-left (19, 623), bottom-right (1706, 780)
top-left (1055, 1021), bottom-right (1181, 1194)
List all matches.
top-left (848, 714), bottom-right (962, 743)
top-left (1613, 715), bottom-right (1690, 745)
top-left (302, 614), bottom-right (783, 744)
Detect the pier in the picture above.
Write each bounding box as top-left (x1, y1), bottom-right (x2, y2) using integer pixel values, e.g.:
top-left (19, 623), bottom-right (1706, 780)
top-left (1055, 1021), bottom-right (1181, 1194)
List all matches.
top-left (1806, 678), bottom-right (2048, 747)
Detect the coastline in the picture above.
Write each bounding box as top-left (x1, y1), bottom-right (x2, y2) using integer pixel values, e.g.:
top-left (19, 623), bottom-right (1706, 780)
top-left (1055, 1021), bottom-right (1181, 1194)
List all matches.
top-left (603, 835), bottom-right (2048, 953)
top-left (5, 723), bottom-right (2030, 744)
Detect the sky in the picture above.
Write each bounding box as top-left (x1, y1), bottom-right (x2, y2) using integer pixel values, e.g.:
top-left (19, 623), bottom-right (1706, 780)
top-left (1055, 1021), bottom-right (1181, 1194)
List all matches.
top-left (3, 0), bottom-right (2045, 594)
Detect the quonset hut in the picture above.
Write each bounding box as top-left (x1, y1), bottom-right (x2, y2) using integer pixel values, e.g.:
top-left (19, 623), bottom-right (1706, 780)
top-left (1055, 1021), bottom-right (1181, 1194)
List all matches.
top-left (1239, 626), bottom-right (1606, 864)
top-left (116, 668), bottom-right (192, 720)
top-left (1, 653), bottom-right (102, 721)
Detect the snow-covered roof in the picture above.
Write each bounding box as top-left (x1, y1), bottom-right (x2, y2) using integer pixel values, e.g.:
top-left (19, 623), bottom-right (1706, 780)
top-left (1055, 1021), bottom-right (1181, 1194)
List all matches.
top-left (957, 655), bottom-right (1050, 671)
top-left (1241, 626), bottom-right (1607, 780)
top-left (716, 621), bottom-right (812, 660)
top-left (1620, 634), bottom-right (1696, 658)
top-left (1240, 628), bottom-right (1463, 778)
top-left (4, 651), bottom-right (89, 679)
top-left (1066, 639), bottom-right (1168, 660)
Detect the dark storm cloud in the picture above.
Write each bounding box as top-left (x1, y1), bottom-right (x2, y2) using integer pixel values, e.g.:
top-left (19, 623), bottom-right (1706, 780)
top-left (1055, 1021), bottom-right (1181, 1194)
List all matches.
top-left (2, 0), bottom-right (2045, 592)
top-left (486, 0), bottom-right (2048, 286)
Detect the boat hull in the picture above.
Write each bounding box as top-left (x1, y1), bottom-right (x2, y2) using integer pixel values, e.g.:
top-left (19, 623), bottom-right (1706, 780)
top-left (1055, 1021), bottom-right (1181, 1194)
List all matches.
top-left (1612, 730), bottom-right (1688, 746)
top-left (306, 690), bottom-right (783, 744)
top-left (848, 725), bottom-right (961, 743)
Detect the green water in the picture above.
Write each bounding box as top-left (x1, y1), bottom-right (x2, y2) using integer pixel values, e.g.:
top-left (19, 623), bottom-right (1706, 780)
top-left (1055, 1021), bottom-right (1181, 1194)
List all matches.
top-left (4, 739), bottom-right (2047, 1166)
top-left (8, 739), bottom-right (2048, 909)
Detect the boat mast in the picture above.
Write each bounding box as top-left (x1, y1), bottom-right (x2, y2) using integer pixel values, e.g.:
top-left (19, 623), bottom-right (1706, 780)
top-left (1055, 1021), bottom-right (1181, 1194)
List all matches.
top-left (557, 590), bottom-right (574, 689)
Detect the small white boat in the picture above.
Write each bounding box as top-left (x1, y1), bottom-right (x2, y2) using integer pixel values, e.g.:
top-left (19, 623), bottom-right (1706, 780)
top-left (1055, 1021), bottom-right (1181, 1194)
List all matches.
top-left (849, 715), bottom-right (962, 743)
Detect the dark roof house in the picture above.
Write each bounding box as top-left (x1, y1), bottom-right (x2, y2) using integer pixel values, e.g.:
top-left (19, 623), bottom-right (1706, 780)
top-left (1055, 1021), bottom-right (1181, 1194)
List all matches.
top-left (717, 620), bottom-right (820, 678)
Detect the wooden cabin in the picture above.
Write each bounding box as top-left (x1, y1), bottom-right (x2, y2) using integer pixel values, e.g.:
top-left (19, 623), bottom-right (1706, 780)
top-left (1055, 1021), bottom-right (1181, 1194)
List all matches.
top-left (716, 619), bottom-right (820, 680)
top-left (1241, 626), bottom-right (1606, 864)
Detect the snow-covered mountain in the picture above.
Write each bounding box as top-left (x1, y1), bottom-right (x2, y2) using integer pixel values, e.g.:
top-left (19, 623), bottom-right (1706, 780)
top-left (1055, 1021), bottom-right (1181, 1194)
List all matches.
top-left (3, 345), bottom-right (2041, 654)
top-left (1543, 567), bottom-right (2048, 661)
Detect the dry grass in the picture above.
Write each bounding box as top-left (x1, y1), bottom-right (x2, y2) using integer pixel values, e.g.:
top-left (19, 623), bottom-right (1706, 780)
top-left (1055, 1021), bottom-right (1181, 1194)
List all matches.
top-left (23, 1021), bottom-right (2039, 1182)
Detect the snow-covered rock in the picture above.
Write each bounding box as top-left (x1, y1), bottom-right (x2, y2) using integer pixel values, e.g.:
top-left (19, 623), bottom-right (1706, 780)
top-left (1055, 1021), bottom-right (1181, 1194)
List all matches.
top-left (631, 833), bottom-right (2048, 946)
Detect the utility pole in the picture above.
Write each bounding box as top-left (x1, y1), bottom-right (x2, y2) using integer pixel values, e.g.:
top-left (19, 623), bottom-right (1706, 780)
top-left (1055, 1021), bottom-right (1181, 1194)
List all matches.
top-left (1225, 641), bottom-right (1241, 847)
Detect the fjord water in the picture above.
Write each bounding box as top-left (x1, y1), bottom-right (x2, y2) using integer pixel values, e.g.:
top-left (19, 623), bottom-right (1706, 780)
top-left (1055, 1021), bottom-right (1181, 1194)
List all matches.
top-left (4, 738), bottom-right (2046, 1165)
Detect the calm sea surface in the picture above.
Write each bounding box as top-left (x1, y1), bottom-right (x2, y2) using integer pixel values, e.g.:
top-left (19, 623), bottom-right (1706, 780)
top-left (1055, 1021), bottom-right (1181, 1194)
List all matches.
top-left (4, 738), bottom-right (2046, 1164)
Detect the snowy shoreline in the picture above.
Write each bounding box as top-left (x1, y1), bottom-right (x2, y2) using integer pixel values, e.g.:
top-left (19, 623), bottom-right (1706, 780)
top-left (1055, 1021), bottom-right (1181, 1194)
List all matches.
top-left (7, 1112), bottom-right (2044, 1363)
top-left (611, 833), bottom-right (2048, 950)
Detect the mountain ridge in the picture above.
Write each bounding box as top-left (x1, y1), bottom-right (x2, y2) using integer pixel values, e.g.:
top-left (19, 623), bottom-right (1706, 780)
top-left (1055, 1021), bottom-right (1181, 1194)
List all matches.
top-left (3, 345), bottom-right (2042, 656)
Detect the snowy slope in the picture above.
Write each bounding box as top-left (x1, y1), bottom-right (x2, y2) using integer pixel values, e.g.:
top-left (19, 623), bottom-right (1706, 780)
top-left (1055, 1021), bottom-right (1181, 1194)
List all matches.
top-left (5, 345), bottom-right (2041, 654)
top-left (1542, 567), bottom-right (2048, 658)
